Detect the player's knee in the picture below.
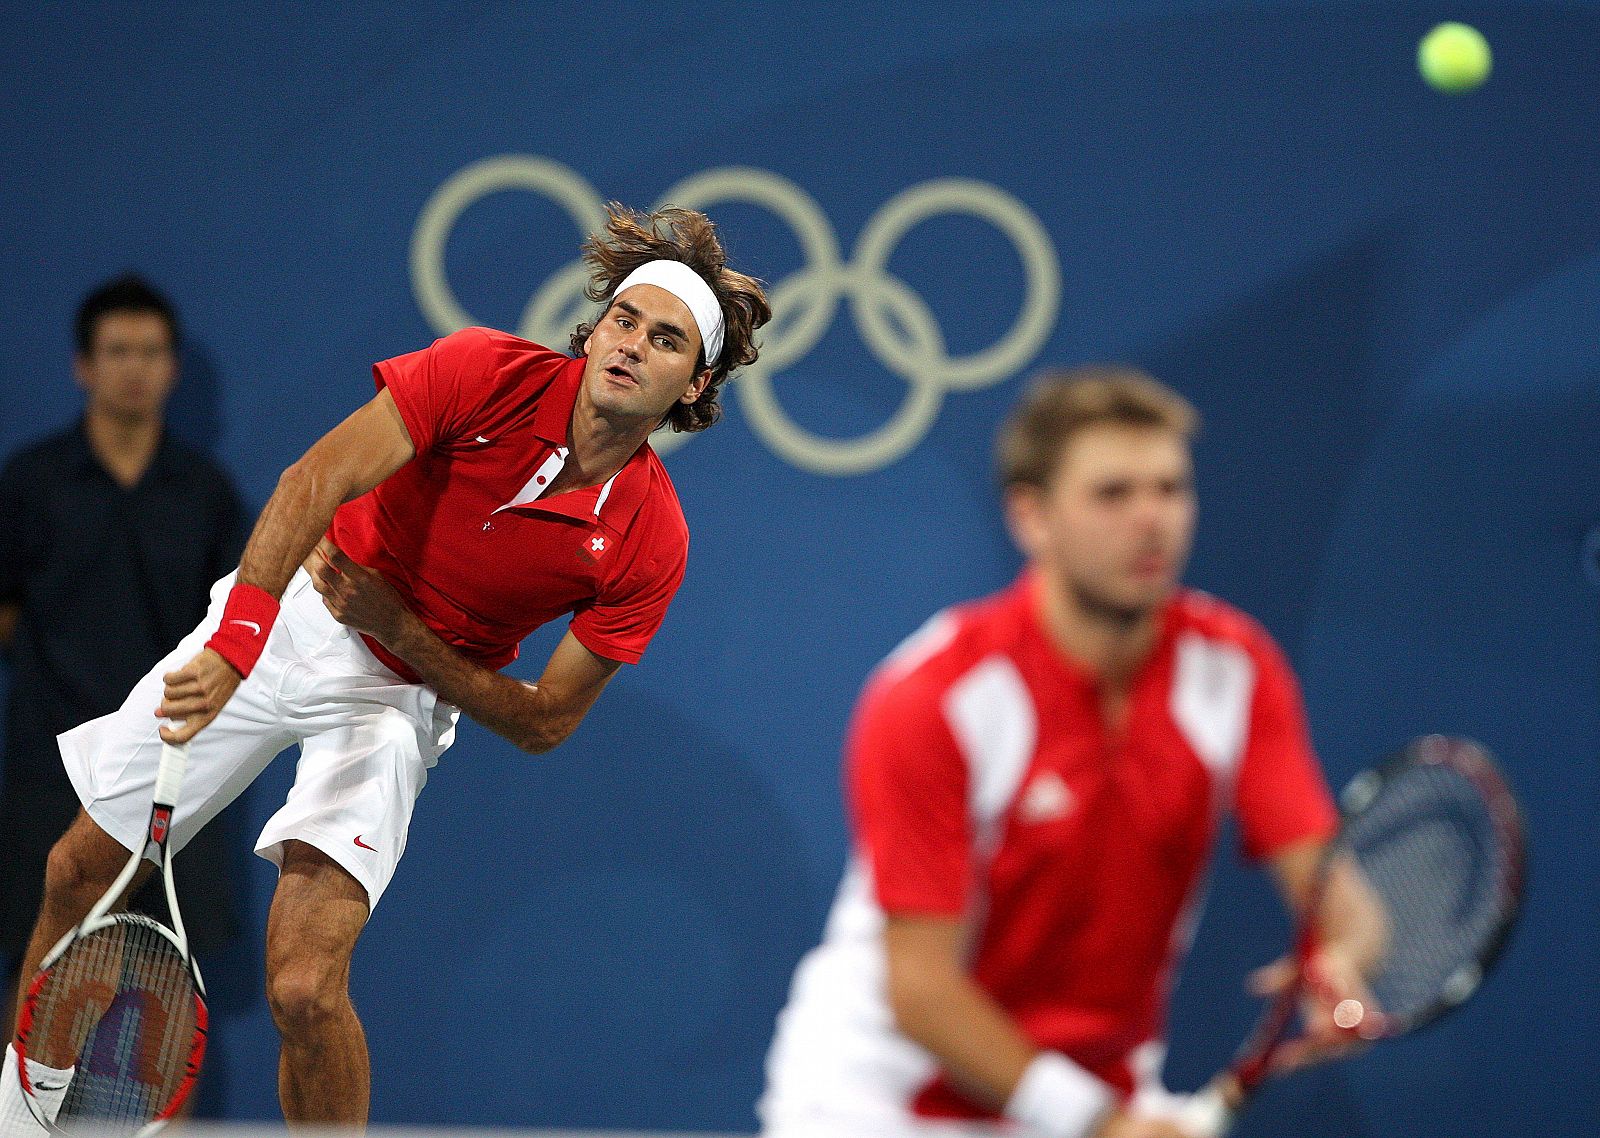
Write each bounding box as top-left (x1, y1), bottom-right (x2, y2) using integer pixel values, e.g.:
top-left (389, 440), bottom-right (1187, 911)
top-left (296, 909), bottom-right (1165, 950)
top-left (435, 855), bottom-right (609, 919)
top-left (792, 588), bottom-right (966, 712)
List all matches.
top-left (265, 955), bottom-right (348, 1034)
top-left (42, 821), bottom-right (123, 907)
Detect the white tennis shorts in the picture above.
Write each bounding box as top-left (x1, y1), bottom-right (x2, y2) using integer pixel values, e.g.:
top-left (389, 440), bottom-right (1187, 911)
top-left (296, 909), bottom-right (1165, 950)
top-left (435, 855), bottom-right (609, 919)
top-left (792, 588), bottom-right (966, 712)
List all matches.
top-left (59, 568), bottom-right (459, 908)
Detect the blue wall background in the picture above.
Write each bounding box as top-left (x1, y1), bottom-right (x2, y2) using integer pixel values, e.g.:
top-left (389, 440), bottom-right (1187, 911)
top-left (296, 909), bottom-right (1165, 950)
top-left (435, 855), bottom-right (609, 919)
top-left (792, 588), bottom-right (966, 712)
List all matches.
top-left (2, 2), bottom-right (1596, 1134)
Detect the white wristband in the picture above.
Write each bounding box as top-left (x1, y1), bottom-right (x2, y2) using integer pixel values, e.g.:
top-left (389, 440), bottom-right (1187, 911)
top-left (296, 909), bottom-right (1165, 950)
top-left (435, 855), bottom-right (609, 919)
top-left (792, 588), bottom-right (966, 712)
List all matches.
top-left (1004, 1051), bottom-right (1116, 1138)
top-left (1169, 1084), bottom-right (1234, 1138)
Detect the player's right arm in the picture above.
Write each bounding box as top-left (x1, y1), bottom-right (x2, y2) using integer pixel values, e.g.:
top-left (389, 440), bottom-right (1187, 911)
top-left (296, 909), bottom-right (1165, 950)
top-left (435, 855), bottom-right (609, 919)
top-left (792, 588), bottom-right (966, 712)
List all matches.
top-left (307, 543), bottom-right (622, 753)
top-left (855, 671), bottom-right (1186, 1138)
top-left (882, 914), bottom-right (1043, 1107)
top-left (884, 917), bottom-right (1190, 1138)
top-left (236, 389), bottom-right (415, 595)
top-left (157, 389), bottom-right (415, 742)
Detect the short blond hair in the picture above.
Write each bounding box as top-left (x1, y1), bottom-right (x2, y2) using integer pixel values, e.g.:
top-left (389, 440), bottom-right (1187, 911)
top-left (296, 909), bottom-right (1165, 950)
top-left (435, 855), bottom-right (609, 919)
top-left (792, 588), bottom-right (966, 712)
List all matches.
top-left (996, 366), bottom-right (1199, 490)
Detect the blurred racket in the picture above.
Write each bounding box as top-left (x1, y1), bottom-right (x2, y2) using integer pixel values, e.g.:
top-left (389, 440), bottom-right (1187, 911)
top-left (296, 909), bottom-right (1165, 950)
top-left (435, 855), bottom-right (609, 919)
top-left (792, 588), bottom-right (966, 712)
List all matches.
top-left (1178, 735), bottom-right (1525, 1136)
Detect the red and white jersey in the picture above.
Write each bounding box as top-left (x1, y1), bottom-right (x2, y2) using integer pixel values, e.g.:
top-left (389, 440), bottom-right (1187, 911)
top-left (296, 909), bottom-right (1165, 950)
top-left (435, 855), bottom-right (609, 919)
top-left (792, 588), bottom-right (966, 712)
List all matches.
top-left (331, 327), bottom-right (689, 676)
top-left (761, 571), bottom-right (1337, 1129)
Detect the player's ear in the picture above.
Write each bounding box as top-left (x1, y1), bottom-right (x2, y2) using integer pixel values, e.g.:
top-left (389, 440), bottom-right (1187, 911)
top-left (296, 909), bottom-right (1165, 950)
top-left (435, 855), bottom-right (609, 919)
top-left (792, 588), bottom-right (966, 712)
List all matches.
top-left (1003, 485), bottom-right (1048, 559)
top-left (72, 352), bottom-right (92, 391)
top-left (680, 367), bottom-right (712, 405)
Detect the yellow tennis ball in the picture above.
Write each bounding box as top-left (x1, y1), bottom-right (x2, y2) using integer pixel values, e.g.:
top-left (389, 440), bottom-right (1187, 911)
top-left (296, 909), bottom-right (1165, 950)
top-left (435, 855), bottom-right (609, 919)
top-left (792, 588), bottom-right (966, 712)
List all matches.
top-left (1418, 22), bottom-right (1492, 93)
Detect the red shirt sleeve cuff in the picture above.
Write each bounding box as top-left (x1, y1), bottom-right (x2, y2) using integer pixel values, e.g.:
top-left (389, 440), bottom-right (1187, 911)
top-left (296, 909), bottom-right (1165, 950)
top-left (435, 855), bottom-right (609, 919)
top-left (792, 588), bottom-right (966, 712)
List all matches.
top-left (569, 622), bottom-right (643, 665)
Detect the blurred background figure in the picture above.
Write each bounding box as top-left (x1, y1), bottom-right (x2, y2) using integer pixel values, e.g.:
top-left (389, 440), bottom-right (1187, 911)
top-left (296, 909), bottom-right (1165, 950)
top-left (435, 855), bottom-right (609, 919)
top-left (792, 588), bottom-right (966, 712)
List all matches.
top-left (0, 274), bottom-right (248, 1054)
top-left (759, 370), bottom-right (1384, 1138)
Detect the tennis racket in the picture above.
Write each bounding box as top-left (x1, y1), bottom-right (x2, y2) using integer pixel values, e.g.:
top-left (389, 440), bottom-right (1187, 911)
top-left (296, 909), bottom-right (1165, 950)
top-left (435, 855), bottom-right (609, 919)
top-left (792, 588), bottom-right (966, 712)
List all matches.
top-left (13, 741), bottom-right (208, 1134)
top-left (1176, 735), bottom-right (1525, 1137)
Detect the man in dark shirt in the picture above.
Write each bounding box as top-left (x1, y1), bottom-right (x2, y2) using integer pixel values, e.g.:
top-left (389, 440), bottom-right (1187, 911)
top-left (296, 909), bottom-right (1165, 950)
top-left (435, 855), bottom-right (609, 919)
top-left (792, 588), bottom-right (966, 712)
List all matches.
top-left (0, 274), bottom-right (247, 1034)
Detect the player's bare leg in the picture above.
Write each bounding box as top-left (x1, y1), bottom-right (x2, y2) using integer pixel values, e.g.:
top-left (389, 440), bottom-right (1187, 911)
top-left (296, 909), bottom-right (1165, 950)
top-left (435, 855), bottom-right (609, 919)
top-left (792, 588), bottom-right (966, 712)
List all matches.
top-left (9, 810), bottom-right (148, 1036)
top-left (266, 840), bottom-right (372, 1127)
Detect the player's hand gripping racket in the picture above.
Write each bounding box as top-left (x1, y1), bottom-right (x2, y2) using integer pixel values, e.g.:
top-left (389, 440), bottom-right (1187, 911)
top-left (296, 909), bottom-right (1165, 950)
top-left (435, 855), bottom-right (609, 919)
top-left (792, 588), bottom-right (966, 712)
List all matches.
top-left (14, 741), bottom-right (208, 1134)
top-left (1176, 735), bottom-right (1525, 1137)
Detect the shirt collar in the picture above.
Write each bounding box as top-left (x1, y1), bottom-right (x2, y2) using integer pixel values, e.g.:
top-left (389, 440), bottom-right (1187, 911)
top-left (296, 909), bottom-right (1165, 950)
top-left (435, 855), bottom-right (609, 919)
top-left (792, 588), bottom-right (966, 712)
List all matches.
top-left (529, 355), bottom-right (586, 445)
top-left (68, 418), bottom-right (183, 482)
top-left (588, 443), bottom-right (655, 535)
top-left (147, 429), bottom-right (186, 481)
top-left (1014, 567), bottom-right (1182, 685)
top-left (67, 418), bottom-right (99, 473)
top-left (516, 355), bottom-right (661, 534)
top-left (506, 442), bottom-right (657, 536)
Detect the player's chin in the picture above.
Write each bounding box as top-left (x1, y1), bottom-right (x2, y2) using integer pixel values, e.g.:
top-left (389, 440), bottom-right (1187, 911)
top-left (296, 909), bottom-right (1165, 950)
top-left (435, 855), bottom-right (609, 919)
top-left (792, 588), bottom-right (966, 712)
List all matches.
top-left (590, 383), bottom-right (656, 418)
top-left (1112, 578), bottom-right (1175, 613)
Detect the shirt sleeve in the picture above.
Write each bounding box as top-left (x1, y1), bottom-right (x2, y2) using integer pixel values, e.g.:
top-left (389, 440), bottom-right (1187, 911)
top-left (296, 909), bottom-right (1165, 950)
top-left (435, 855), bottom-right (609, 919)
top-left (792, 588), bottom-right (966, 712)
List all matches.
top-left (1233, 634), bottom-right (1339, 861)
top-left (568, 526), bottom-right (687, 665)
top-left (848, 671), bottom-right (973, 917)
top-left (373, 326), bottom-right (503, 453)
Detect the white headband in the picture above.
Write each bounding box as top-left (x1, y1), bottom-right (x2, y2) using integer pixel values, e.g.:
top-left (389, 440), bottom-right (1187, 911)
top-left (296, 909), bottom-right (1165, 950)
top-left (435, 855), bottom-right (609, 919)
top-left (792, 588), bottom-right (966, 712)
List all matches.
top-left (611, 259), bottom-right (724, 366)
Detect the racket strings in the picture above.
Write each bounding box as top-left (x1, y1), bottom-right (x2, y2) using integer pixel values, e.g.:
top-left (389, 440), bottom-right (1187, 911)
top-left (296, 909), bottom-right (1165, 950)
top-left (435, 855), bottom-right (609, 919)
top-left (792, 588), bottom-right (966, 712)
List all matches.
top-left (24, 915), bottom-right (199, 1131)
top-left (1341, 762), bottom-right (1515, 1024)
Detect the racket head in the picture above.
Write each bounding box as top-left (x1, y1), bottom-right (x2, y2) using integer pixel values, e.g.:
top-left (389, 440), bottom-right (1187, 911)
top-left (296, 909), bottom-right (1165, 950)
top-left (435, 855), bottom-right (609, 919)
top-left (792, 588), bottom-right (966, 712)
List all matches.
top-left (1226, 735), bottom-right (1525, 1099)
top-left (16, 912), bottom-right (208, 1134)
top-left (1330, 734), bottom-right (1525, 1038)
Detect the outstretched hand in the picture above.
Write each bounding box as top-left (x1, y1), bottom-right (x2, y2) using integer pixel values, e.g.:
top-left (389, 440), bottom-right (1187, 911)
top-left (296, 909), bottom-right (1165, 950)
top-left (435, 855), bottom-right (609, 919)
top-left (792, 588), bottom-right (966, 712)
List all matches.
top-left (308, 539), bottom-right (409, 645)
top-left (156, 648), bottom-right (242, 743)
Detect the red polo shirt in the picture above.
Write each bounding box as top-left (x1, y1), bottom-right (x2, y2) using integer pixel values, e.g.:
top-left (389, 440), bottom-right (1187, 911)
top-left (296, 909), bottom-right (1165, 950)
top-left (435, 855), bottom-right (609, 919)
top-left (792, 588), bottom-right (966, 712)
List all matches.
top-left (854, 575), bottom-right (1336, 1113)
top-left (329, 327), bottom-right (688, 677)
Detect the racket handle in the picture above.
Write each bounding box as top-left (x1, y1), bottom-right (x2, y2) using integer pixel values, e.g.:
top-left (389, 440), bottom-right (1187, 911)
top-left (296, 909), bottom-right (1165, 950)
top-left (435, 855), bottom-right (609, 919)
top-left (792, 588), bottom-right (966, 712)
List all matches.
top-left (153, 741), bottom-right (190, 809)
top-left (1173, 1079), bottom-right (1238, 1138)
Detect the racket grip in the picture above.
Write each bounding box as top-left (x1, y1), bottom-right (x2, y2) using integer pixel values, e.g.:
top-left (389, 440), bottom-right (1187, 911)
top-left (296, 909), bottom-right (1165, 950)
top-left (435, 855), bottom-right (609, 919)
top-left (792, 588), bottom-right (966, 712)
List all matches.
top-left (153, 742), bottom-right (191, 808)
top-left (1173, 1081), bottom-right (1236, 1138)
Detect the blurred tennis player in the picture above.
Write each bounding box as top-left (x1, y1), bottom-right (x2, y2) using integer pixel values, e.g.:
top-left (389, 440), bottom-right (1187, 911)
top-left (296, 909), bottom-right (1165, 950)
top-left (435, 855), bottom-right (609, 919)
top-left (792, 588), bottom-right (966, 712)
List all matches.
top-left (3, 204), bottom-right (769, 1130)
top-left (759, 369), bottom-right (1385, 1138)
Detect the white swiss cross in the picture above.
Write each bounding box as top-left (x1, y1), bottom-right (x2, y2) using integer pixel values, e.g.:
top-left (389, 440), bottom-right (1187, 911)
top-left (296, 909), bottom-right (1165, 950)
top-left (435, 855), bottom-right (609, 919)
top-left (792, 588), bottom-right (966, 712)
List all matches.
top-left (590, 536), bottom-right (606, 553)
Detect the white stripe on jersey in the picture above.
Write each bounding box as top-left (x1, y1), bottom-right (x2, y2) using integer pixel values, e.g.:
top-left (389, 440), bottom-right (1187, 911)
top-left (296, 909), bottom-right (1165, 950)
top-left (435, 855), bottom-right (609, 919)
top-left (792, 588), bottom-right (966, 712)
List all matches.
top-left (1169, 631), bottom-right (1255, 780)
top-left (941, 654), bottom-right (1038, 859)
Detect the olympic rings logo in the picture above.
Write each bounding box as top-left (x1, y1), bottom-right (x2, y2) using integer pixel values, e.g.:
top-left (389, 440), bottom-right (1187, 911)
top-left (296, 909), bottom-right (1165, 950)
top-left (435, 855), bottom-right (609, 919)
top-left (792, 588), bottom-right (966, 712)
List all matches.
top-left (411, 156), bottom-right (1060, 476)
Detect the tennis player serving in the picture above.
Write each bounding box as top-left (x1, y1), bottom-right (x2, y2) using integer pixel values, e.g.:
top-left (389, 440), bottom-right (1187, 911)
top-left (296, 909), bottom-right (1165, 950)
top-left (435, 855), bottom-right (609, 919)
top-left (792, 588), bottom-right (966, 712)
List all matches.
top-left (3, 204), bottom-right (769, 1130)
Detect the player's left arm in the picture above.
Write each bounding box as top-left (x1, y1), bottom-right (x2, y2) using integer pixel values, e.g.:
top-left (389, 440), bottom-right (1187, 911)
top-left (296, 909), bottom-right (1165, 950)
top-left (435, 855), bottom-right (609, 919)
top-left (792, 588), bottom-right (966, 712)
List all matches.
top-left (1266, 840), bottom-right (1390, 983)
top-left (1236, 631), bottom-right (1388, 1063)
top-left (308, 542), bottom-right (619, 753)
top-left (1254, 840), bottom-right (1390, 1072)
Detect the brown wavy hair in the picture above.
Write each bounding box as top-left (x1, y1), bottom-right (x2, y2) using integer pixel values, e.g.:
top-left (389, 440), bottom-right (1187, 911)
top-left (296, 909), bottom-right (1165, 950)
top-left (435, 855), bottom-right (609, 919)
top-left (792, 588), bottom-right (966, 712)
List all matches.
top-left (997, 366), bottom-right (1200, 490)
top-left (570, 203), bottom-right (771, 433)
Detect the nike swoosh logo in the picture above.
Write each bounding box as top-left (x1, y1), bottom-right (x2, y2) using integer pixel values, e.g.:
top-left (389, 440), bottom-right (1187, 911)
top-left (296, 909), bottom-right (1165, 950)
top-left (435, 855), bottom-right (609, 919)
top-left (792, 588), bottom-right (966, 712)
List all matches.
top-left (475, 435), bottom-right (491, 444)
top-left (33, 1080), bottom-right (70, 1092)
top-left (228, 619), bottom-right (263, 636)
top-left (353, 835), bottom-right (377, 851)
